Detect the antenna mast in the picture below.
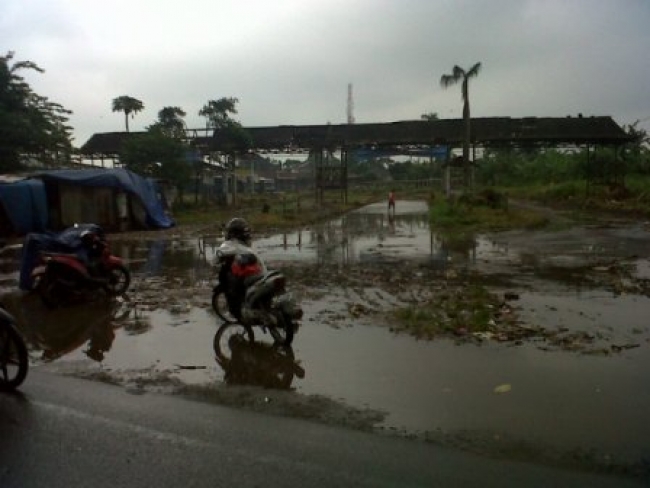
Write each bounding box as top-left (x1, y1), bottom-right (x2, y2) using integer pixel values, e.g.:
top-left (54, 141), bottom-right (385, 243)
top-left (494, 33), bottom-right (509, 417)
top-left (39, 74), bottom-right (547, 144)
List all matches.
top-left (347, 83), bottom-right (355, 124)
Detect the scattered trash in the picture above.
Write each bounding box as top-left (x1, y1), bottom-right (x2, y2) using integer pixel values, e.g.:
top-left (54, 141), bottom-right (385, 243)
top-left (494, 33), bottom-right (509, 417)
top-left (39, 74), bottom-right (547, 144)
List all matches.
top-left (493, 384), bottom-right (512, 394)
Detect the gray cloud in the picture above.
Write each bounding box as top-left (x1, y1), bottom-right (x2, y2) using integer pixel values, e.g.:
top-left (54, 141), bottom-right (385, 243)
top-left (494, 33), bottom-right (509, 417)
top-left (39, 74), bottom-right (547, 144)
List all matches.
top-left (2, 0), bottom-right (648, 146)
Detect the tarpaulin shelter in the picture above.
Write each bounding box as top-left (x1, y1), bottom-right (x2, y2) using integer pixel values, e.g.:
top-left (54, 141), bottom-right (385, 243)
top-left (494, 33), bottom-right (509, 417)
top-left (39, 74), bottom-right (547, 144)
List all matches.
top-left (0, 168), bottom-right (174, 236)
top-left (36, 168), bottom-right (174, 230)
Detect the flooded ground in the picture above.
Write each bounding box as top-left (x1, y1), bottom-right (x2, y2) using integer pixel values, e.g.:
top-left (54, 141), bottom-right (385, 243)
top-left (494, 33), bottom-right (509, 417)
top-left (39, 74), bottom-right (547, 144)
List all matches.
top-left (2, 200), bottom-right (650, 478)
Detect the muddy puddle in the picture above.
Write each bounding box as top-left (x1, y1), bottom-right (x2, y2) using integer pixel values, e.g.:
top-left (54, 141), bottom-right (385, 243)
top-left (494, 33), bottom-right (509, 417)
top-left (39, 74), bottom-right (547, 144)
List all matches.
top-left (2, 200), bottom-right (650, 476)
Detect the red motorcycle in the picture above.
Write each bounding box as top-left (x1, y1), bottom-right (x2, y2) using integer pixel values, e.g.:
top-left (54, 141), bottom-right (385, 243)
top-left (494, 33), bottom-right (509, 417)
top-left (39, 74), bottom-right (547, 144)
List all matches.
top-left (31, 229), bottom-right (130, 308)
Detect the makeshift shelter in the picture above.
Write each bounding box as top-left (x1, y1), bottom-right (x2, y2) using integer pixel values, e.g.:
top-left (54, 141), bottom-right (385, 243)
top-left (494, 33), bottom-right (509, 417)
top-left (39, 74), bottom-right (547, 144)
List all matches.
top-left (0, 168), bottom-right (174, 237)
top-left (36, 168), bottom-right (174, 231)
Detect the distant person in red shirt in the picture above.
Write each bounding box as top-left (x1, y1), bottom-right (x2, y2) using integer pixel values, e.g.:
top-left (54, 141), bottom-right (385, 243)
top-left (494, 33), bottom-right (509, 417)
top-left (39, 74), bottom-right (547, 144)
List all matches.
top-left (388, 189), bottom-right (396, 214)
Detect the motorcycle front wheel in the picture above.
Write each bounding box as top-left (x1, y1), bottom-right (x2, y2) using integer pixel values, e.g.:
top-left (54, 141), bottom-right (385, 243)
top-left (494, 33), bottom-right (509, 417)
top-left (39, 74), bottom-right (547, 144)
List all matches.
top-left (269, 311), bottom-right (294, 347)
top-left (0, 320), bottom-right (29, 390)
top-left (105, 265), bottom-right (130, 295)
top-left (211, 286), bottom-right (238, 324)
top-left (213, 322), bottom-right (255, 364)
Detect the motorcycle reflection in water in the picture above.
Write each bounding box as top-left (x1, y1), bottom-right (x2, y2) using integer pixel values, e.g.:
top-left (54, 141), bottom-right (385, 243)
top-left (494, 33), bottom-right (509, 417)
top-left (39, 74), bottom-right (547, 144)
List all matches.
top-left (213, 322), bottom-right (305, 390)
top-left (1, 292), bottom-right (123, 363)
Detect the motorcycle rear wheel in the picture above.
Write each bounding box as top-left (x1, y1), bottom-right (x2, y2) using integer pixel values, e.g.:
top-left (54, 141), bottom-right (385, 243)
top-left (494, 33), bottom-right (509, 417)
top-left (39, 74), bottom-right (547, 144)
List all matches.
top-left (35, 274), bottom-right (64, 309)
top-left (105, 265), bottom-right (130, 295)
top-left (0, 320), bottom-right (29, 391)
top-left (211, 286), bottom-right (238, 324)
top-left (213, 322), bottom-right (255, 364)
top-left (269, 311), bottom-right (294, 347)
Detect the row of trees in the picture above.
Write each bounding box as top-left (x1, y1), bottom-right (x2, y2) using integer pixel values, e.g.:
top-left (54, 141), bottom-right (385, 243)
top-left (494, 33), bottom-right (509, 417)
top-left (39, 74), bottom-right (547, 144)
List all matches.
top-left (110, 95), bottom-right (245, 134)
top-left (115, 96), bottom-right (250, 200)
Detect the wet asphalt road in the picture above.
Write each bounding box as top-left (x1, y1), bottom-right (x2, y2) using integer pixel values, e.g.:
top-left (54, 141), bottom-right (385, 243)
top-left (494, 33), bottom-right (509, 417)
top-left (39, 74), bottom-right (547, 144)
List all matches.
top-left (0, 371), bottom-right (645, 488)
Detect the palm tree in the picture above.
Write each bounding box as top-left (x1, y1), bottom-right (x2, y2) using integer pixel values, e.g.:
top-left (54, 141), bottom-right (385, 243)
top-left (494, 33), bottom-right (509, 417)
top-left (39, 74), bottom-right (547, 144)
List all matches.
top-left (112, 95), bottom-right (144, 132)
top-left (440, 62), bottom-right (482, 188)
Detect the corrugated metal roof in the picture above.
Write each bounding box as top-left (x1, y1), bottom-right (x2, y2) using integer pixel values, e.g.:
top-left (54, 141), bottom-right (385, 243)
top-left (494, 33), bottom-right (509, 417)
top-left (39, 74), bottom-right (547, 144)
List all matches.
top-left (80, 116), bottom-right (632, 156)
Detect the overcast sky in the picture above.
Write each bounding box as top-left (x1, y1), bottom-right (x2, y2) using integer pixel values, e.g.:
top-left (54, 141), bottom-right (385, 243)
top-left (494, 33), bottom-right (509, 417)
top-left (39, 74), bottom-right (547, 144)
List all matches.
top-left (3, 0), bottom-right (649, 147)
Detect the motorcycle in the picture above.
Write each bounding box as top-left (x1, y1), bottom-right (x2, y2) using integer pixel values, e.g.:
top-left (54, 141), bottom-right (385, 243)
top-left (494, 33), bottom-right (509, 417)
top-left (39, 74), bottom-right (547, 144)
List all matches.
top-left (31, 228), bottom-right (130, 308)
top-left (213, 322), bottom-right (305, 389)
top-left (211, 259), bottom-right (302, 347)
top-left (0, 305), bottom-right (28, 391)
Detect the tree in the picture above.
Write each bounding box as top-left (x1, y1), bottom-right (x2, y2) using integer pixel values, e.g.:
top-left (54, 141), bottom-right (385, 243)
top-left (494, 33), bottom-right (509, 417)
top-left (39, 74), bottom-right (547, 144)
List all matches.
top-left (119, 129), bottom-right (191, 200)
top-left (622, 120), bottom-right (650, 174)
top-left (421, 112), bottom-right (439, 121)
top-left (440, 62), bottom-right (482, 188)
top-left (0, 51), bottom-right (73, 172)
top-left (199, 97), bottom-right (239, 129)
top-left (199, 96), bottom-right (251, 155)
top-left (149, 106), bottom-right (186, 138)
top-left (112, 95), bottom-right (144, 132)
top-left (199, 97), bottom-right (251, 205)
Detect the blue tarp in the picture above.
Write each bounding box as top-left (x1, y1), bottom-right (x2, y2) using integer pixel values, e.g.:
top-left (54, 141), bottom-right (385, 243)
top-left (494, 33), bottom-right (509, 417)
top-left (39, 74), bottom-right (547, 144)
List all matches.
top-left (353, 146), bottom-right (448, 161)
top-left (36, 168), bottom-right (174, 229)
top-left (0, 179), bottom-right (48, 235)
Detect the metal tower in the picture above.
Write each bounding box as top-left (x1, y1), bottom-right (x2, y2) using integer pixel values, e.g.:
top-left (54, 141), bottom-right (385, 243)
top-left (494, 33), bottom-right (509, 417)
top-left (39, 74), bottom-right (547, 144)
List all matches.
top-left (347, 83), bottom-right (355, 124)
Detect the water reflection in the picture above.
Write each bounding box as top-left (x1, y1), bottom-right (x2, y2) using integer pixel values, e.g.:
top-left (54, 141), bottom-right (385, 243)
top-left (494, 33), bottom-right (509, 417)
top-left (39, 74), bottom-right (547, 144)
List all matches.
top-left (213, 323), bottom-right (305, 390)
top-left (125, 202), bottom-right (491, 279)
top-left (1, 292), bottom-right (125, 362)
top-left (250, 205), bottom-right (480, 270)
top-left (128, 237), bottom-right (216, 283)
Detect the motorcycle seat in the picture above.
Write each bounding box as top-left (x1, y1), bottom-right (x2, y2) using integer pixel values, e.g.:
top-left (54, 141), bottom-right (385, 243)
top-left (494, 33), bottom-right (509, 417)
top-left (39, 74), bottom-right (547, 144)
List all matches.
top-left (244, 274), bottom-right (264, 287)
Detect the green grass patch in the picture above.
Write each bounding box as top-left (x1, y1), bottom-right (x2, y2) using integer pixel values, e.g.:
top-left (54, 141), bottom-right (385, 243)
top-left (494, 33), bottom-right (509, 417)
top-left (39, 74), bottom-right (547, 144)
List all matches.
top-left (429, 189), bottom-right (549, 234)
top-left (493, 177), bottom-right (650, 217)
top-left (171, 188), bottom-right (391, 231)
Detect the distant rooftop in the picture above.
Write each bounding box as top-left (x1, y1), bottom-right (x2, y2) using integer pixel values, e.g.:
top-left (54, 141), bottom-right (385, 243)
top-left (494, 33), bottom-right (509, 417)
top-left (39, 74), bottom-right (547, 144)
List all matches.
top-left (80, 116), bottom-right (633, 156)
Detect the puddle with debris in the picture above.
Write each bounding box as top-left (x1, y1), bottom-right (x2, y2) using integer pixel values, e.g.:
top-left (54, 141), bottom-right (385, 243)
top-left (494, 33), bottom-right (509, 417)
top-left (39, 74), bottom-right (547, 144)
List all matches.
top-left (2, 200), bottom-right (650, 475)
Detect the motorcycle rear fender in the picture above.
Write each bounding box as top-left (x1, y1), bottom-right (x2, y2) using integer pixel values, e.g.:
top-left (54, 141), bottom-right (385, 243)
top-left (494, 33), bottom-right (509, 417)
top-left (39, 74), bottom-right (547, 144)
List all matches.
top-left (273, 293), bottom-right (303, 320)
top-left (246, 277), bottom-right (279, 303)
top-left (46, 255), bottom-right (88, 275)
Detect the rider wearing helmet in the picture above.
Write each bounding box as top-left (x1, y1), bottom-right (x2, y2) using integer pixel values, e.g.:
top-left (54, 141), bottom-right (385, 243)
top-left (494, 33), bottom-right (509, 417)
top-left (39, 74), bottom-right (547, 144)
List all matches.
top-left (224, 217), bottom-right (252, 246)
top-left (217, 218), bottom-right (267, 320)
top-left (78, 227), bottom-right (106, 276)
